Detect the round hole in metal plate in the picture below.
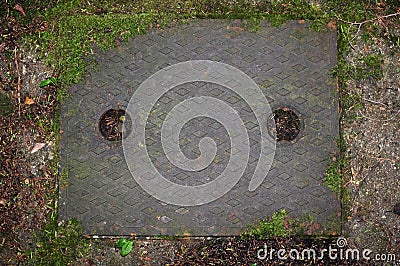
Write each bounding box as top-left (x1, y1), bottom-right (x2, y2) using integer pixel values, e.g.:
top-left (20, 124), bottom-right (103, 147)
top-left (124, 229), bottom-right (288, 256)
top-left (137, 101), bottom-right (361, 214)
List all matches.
top-left (99, 109), bottom-right (126, 141)
top-left (268, 107), bottom-right (301, 142)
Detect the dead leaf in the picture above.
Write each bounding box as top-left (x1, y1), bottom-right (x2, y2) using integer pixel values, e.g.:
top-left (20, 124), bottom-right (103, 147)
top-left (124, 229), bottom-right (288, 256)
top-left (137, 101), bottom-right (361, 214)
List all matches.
top-left (0, 43), bottom-right (6, 53)
top-left (298, 20), bottom-right (305, 24)
top-left (327, 20), bottom-right (337, 30)
top-left (31, 143), bottom-right (46, 154)
top-left (306, 222), bottom-right (320, 235)
top-left (14, 4), bottom-right (26, 17)
top-left (377, 2), bottom-right (386, 8)
top-left (24, 96), bottom-right (34, 105)
top-left (231, 26), bottom-right (245, 32)
top-left (283, 216), bottom-right (290, 229)
top-left (227, 26), bottom-right (245, 33)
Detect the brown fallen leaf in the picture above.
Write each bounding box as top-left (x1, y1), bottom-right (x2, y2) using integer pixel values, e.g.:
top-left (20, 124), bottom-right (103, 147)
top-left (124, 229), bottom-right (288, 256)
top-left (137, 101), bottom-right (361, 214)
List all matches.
top-left (377, 2), bottom-right (386, 8)
top-left (231, 26), bottom-right (245, 32)
top-left (31, 143), bottom-right (46, 154)
top-left (298, 20), bottom-right (305, 24)
top-left (283, 216), bottom-right (290, 229)
top-left (327, 20), bottom-right (337, 30)
top-left (0, 43), bottom-right (6, 53)
top-left (14, 4), bottom-right (26, 17)
top-left (25, 96), bottom-right (34, 105)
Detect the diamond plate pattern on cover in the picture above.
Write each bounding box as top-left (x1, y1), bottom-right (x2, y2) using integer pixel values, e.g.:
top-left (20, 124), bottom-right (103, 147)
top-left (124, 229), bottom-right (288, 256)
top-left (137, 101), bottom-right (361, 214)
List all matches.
top-left (59, 20), bottom-right (340, 235)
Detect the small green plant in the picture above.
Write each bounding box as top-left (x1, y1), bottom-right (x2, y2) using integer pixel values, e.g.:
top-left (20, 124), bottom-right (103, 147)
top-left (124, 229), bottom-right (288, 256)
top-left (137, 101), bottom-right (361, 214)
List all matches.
top-left (242, 209), bottom-right (288, 239)
top-left (324, 137), bottom-right (347, 196)
top-left (39, 77), bottom-right (57, 87)
top-left (354, 54), bottom-right (384, 81)
top-left (153, 235), bottom-right (176, 241)
top-left (324, 160), bottom-right (344, 195)
top-left (116, 238), bottom-right (134, 257)
top-left (29, 218), bottom-right (89, 265)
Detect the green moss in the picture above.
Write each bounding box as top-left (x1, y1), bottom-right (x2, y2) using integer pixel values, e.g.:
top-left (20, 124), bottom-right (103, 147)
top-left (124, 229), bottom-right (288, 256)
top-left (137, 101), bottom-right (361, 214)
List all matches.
top-left (242, 210), bottom-right (288, 239)
top-left (324, 136), bottom-right (348, 196)
top-left (29, 0), bottom-right (385, 94)
top-left (242, 210), bottom-right (335, 239)
top-left (153, 235), bottom-right (177, 241)
top-left (33, 12), bottom-right (166, 87)
top-left (328, 1), bottom-right (379, 123)
top-left (27, 0), bottom-right (339, 91)
top-left (28, 218), bottom-right (89, 265)
top-left (354, 54), bottom-right (384, 80)
top-left (324, 160), bottom-right (343, 195)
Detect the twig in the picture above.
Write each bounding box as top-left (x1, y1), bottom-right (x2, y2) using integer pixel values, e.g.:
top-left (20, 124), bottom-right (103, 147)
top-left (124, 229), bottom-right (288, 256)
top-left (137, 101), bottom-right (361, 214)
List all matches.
top-left (358, 109), bottom-right (400, 122)
top-left (13, 48), bottom-right (21, 117)
top-left (362, 97), bottom-right (388, 107)
top-left (364, 155), bottom-right (398, 163)
top-left (359, 150), bottom-right (398, 163)
top-left (336, 12), bottom-right (400, 47)
top-left (337, 12), bottom-right (400, 27)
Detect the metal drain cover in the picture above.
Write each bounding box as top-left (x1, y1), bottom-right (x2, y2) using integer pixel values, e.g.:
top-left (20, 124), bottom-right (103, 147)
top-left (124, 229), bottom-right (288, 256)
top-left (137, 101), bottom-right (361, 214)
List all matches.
top-left (59, 20), bottom-right (340, 236)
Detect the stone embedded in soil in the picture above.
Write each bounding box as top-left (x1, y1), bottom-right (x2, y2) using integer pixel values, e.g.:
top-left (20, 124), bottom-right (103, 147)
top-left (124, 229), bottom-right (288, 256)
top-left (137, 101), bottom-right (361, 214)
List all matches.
top-left (393, 202), bottom-right (400, 216)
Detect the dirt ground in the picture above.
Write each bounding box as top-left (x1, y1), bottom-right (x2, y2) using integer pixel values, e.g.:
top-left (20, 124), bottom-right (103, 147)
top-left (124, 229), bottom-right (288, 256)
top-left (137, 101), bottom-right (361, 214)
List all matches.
top-left (0, 1), bottom-right (399, 265)
top-left (344, 28), bottom-right (400, 254)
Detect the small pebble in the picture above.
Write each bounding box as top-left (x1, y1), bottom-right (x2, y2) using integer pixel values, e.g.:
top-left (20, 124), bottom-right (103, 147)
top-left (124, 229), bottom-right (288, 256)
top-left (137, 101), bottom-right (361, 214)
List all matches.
top-left (393, 202), bottom-right (400, 216)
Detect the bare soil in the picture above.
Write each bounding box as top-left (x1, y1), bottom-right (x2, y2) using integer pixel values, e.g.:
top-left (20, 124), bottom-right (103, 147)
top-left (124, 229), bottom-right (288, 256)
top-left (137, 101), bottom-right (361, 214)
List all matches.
top-left (344, 24), bottom-right (400, 254)
top-left (0, 1), bottom-right (399, 265)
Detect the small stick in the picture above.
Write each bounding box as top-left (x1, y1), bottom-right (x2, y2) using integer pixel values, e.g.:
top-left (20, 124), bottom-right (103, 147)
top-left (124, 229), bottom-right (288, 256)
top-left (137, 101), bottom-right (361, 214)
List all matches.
top-left (364, 155), bottom-right (397, 163)
top-left (13, 48), bottom-right (21, 117)
top-left (337, 12), bottom-right (400, 27)
top-left (358, 109), bottom-right (400, 122)
top-left (362, 97), bottom-right (388, 107)
top-left (336, 12), bottom-right (400, 47)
